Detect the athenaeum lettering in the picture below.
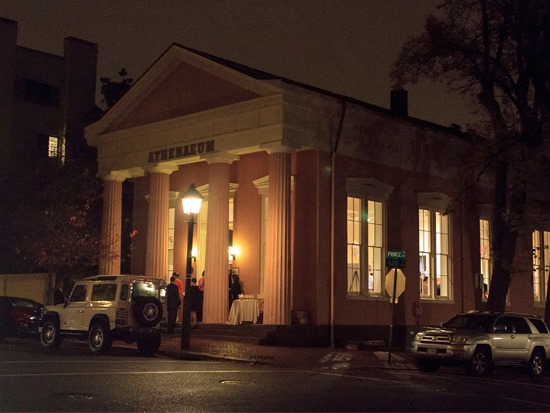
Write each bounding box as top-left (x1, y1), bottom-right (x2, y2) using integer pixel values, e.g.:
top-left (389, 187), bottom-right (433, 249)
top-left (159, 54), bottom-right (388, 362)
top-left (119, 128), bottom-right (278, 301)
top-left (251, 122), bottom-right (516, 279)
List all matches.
top-left (147, 140), bottom-right (215, 163)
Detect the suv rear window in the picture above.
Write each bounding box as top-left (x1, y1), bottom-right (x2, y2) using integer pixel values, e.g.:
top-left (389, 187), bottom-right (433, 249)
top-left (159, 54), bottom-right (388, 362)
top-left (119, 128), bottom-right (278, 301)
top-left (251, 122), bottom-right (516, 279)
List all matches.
top-left (131, 282), bottom-right (159, 299)
top-left (442, 314), bottom-right (495, 331)
top-left (530, 318), bottom-right (549, 333)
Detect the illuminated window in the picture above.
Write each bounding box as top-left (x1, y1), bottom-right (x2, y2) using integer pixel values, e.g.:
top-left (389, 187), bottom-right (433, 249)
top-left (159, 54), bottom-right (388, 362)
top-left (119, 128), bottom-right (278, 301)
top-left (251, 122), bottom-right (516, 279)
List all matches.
top-left (167, 207), bottom-right (175, 278)
top-left (533, 230), bottom-right (549, 303)
top-left (480, 219), bottom-right (492, 300)
top-left (347, 197), bottom-right (384, 296)
top-left (48, 135), bottom-right (65, 164)
top-left (419, 208), bottom-right (451, 299)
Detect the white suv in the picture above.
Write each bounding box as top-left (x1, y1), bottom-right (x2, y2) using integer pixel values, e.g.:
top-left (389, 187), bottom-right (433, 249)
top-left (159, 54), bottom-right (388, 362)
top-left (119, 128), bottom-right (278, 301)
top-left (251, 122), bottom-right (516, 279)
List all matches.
top-left (40, 275), bottom-right (166, 356)
top-left (412, 311), bottom-right (550, 377)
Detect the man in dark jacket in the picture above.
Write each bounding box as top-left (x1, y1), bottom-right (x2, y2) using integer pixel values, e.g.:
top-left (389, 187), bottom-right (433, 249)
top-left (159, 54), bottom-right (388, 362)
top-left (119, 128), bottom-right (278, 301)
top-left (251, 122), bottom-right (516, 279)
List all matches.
top-left (166, 275), bottom-right (181, 334)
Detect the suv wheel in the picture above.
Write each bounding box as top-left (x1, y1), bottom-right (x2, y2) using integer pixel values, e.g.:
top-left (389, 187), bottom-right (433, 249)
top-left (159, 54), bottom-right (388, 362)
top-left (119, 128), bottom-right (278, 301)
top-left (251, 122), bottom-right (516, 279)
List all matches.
top-left (133, 297), bottom-right (163, 327)
top-left (89, 322), bottom-right (112, 354)
top-left (41, 319), bottom-right (63, 349)
top-left (528, 350), bottom-right (546, 378)
top-left (468, 347), bottom-right (493, 377)
top-left (416, 357), bottom-right (440, 373)
top-left (137, 334), bottom-right (161, 357)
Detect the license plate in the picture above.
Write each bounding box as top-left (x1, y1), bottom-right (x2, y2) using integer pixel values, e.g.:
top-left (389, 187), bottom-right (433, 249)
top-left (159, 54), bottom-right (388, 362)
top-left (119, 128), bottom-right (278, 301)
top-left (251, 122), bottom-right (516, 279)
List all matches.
top-left (427, 348), bottom-right (437, 355)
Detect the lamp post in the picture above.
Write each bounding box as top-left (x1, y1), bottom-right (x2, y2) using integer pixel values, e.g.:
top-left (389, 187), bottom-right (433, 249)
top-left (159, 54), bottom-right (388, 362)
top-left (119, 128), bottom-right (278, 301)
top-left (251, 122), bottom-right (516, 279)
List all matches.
top-left (180, 183), bottom-right (203, 349)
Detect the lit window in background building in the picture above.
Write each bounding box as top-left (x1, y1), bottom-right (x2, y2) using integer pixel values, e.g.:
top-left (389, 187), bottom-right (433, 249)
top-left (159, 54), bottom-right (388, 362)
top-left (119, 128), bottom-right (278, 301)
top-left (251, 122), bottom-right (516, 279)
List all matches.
top-left (347, 197), bottom-right (384, 296)
top-left (48, 135), bottom-right (65, 164)
top-left (533, 230), bottom-right (549, 303)
top-left (48, 136), bottom-right (58, 157)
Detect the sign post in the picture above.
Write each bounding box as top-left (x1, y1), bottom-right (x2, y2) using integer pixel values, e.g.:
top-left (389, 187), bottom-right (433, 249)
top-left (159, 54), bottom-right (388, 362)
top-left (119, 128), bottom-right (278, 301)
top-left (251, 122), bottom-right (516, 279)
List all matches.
top-left (385, 250), bottom-right (406, 364)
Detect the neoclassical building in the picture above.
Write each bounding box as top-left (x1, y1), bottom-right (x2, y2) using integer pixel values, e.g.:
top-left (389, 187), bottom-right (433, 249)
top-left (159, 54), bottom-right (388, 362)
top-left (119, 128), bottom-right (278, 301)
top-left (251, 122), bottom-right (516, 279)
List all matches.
top-left (85, 44), bottom-right (548, 345)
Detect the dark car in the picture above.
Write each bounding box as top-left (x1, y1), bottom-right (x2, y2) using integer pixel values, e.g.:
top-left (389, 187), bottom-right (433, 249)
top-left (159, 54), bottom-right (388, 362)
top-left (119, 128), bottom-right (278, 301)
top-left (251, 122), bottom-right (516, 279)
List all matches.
top-left (0, 296), bottom-right (44, 340)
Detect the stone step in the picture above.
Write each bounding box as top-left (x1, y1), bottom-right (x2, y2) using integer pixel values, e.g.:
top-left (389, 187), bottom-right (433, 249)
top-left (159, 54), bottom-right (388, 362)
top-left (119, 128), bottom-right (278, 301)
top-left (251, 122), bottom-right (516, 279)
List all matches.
top-left (165, 322), bottom-right (277, 343)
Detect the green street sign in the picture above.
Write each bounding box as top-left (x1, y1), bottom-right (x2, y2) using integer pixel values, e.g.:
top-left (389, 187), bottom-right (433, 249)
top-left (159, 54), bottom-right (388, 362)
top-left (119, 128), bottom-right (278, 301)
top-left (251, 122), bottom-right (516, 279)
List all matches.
top-left (386, 250), bottom-right (406, 268)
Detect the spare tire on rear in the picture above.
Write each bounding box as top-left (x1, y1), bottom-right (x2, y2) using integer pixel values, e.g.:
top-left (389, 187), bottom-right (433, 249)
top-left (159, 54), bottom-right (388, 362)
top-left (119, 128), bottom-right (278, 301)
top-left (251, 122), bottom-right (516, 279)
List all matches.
top-left (133, 297), bottom-right (163, 327)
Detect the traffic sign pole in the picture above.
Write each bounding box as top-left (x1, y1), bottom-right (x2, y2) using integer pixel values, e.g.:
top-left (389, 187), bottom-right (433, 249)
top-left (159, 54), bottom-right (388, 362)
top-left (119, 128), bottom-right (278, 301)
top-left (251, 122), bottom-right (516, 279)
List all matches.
top-left (388, 267), bottom-right (397, 365)
top-left (385, 250), bottom-right (406, 366)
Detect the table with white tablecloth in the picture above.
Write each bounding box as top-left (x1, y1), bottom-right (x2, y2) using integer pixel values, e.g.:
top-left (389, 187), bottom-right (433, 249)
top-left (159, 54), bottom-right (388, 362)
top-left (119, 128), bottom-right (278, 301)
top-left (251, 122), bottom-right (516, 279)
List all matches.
top-left (227, 299), bottom-right (259, 325)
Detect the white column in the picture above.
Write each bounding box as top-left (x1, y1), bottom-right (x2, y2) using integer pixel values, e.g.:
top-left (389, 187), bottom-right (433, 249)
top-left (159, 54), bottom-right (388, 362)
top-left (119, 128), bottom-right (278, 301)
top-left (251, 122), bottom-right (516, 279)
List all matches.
top-left (263, 148), bottom-right (292, 325)
top-left (203, 154), bottom-right (237, 323)
top-left (145, 165), bottom-right (177, 279)
top-left (99, 176), bottom-right (123, 275)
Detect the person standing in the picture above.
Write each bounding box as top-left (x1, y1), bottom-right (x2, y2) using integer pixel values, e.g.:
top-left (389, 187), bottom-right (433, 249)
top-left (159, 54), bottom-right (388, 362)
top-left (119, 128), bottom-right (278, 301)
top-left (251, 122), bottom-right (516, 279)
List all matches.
top-left (173, 272), bottom-right (184, 300)
top-left (166, 275), bottom-right (181, 334)
top-left (197, 271), bottom-right (205, 322)
top-left (173, 272), bottom-right (184, 321)
top-left (188, 278), bottom-right (201, 327)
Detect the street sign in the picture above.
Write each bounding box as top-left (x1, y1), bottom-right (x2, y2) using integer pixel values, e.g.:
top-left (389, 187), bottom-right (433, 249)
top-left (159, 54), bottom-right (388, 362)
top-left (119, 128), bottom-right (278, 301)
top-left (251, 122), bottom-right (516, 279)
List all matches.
top-left (386, 250), bottom-right (406, 268)
top-left (385, 268), bottom-right (406, 300)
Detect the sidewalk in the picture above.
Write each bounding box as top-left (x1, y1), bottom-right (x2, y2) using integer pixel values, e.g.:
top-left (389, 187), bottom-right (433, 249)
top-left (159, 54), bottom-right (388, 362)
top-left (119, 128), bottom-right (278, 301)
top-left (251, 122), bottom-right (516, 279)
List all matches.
top-left (159, 333), bottom-right (416, 371)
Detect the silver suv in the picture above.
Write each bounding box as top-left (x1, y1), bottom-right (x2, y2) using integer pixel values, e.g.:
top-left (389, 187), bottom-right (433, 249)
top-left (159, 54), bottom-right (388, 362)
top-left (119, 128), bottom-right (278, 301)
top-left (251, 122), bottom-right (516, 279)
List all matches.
top-left (412, 311), bottom-right (550, 377)
top-left (40, 275), bottom-right (166, 356)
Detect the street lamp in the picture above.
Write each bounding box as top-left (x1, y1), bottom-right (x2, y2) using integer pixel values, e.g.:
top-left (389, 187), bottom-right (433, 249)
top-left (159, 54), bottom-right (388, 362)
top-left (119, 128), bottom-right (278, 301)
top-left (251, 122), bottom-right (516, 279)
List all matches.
top-left (180, 183), bottom-right (203, 349)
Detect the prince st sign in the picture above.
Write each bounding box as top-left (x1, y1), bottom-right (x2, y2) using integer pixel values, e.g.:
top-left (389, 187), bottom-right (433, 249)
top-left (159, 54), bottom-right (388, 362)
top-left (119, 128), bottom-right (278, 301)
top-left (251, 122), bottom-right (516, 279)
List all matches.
top-left (385, 250), bottom-right (406, 268)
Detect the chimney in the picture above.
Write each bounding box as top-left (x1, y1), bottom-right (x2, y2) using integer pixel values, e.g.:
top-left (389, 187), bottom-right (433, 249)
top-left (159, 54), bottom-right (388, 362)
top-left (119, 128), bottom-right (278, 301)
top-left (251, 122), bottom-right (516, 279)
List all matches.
top-left (390, 89), bottom-right (408, 117)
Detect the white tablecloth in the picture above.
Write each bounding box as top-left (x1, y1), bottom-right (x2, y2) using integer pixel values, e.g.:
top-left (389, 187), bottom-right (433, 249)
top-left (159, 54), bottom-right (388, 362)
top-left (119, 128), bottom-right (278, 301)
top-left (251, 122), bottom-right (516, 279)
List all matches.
top-left (227, 299), bottom-right (259, 325)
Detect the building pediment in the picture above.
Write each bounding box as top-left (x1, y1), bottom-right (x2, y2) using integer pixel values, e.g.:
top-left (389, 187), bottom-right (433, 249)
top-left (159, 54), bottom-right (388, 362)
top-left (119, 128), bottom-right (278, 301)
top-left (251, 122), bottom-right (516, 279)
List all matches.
top-left (85, 44), bottom-right (286, 178)
top-left (86, 44), bottom-right (282, 139)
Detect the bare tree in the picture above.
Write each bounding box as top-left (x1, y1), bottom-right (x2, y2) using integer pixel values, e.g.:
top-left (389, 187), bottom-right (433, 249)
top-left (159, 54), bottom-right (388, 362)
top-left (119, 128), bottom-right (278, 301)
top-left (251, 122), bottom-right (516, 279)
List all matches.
top-left (392, 0), bottom-right (550, 317)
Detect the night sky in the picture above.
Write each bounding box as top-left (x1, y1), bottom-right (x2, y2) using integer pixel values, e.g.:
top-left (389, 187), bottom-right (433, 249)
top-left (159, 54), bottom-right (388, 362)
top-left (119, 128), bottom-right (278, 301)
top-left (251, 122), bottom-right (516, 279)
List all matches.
top-left (1, 0), bottom-right (476, 128)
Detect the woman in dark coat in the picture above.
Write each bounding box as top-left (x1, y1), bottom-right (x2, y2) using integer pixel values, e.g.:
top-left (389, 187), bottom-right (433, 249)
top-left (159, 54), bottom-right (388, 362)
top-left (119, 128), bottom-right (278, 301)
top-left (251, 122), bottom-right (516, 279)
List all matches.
top-left (229, 273), bottom-right (242, 303)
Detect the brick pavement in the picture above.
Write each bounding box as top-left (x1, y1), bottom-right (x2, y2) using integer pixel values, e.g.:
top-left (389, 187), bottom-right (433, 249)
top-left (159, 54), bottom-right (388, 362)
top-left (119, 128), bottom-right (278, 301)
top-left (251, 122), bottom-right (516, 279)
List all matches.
top-left (159, 333), bottom-right (416, 371)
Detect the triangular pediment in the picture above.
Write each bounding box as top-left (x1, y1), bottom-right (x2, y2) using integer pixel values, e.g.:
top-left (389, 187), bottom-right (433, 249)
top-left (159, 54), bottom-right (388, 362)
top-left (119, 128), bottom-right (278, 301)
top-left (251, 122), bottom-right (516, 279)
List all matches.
top-left (87, 44), bottom-right (282, 136)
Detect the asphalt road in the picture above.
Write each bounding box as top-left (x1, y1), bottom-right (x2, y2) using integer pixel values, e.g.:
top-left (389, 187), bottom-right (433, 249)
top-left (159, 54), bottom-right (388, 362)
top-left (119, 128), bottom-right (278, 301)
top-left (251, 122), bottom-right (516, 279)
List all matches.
top-left (1, 338), bottom-right (550, 412)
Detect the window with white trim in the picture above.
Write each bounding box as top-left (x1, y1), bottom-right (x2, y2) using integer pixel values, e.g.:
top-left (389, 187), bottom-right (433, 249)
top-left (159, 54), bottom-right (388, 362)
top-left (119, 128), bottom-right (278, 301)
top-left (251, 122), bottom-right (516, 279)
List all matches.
top-left (168, 207), bottom-right (175, 278)
top-left (480, 219), bottom-right (492, 300)
top-left (418, 200), bottom-right (451, 300)
top-left (532, 230), bottom-right (549, 303)
top-left (347, 197), bottom-right (384, 296)
top-left (345, 178), bottom-right (391, 298)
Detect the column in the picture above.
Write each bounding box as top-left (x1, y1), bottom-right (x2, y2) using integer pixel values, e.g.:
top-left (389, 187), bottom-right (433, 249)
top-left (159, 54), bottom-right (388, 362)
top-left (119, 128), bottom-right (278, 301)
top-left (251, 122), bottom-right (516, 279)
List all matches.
top-left (203, 157), bottom-right (234, 323)
top-left (145, 166), bottom-right (177, 279)
top-left (99, 176), bottom-right (123, 275)
top-left (263, 149), bottom-right (292, 325)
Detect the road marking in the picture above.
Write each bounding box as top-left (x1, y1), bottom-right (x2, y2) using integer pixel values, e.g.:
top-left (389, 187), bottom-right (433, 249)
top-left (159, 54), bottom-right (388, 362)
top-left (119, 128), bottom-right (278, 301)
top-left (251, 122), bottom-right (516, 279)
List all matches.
top-left (0, 369), bottom-right (301, 378)
top-left (0, 359), bottom-right (183, 364)
top-left (501, 397), bottom-right (550, 409)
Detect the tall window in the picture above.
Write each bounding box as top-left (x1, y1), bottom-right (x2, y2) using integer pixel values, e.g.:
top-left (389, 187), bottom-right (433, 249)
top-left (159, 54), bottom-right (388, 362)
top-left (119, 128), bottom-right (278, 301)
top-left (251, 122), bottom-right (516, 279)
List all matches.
top-left (347, 197), bottom-right (384, 296)
top-left (419, 208), bottom-right (451, 299)
top-left (168, 207), bottom-right (175, 278)
top-left (533, 230), bottom-right (549, 303)
top-left (480, 219), bottom-right (492, 299)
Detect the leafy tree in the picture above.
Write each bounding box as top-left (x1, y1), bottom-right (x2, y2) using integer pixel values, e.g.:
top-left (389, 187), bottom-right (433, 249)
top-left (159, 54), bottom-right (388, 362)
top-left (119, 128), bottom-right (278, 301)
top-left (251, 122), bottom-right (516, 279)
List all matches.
top-left (10, 161), bottom-right (102, 276)
top-left (391, 0), bottom-right (550, 318)
top-left (99, 68), bottom-right (134, 111)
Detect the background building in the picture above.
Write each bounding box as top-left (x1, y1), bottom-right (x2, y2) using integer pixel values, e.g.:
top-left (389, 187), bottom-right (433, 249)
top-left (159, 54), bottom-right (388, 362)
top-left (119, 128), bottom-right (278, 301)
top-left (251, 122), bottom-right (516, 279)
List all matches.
top-left (0, 17), bottom-right (98, 274)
